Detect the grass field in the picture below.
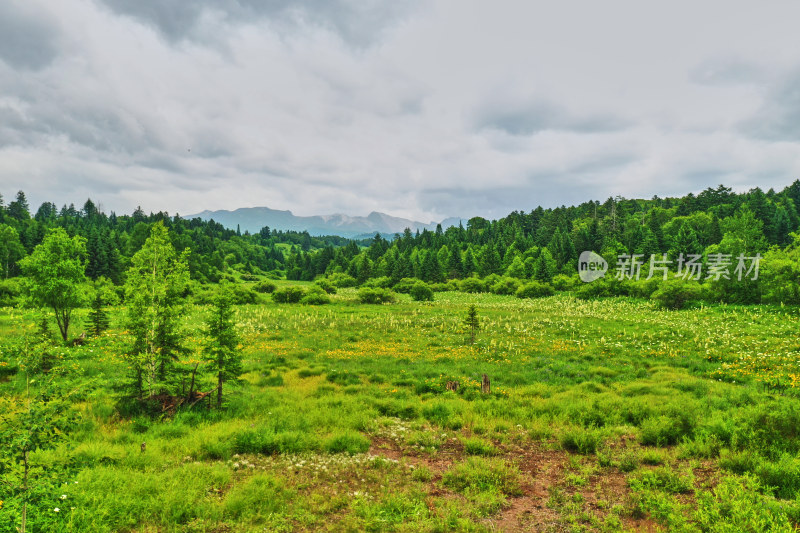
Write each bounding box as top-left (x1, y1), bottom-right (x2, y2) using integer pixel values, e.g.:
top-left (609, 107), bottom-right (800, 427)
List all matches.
top-left (2, 290), bottom-right (800, 532)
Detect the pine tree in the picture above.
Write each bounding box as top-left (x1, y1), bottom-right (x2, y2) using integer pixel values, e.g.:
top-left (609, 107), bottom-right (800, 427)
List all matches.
top-left (87, 292), bottom-right (110, 337)
top-left (203, 289), bottom-right (242, 408)
top-left (464, 304), bottom-right (479, 344)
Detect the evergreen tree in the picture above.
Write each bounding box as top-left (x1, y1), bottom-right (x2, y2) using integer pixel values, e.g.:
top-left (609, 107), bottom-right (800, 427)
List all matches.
top-left (533, 249), bottom-right (556, 283)
top-left (464, 304), bottom-right (479, 344)
top-left (446, 246), bottom-right (464, 279)
top-left (87, 292), bottom-right (110, 337)
top-left (203, 288), bottom-right (242, 408)
top-left (124, 222), bottom-right (190, 399)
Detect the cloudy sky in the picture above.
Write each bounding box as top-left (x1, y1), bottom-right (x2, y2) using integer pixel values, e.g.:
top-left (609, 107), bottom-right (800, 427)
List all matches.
top-left (1, 0), bottom-right (800, 222)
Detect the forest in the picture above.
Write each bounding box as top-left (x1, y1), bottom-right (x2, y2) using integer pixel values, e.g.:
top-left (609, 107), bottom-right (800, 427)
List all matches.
top-left (2, 182), bottom-right (800, 310)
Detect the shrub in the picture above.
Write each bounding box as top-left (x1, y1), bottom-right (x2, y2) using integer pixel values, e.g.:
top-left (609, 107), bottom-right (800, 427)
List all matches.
top-left (393, 278), bottom-right (423, 294)
top-left (363, 276), bottom-right (392, 288)
top-left (0, 278), bottom-right (22, 306)
top-left (490, 277), bottom-right (521, 295)
top-left (314, 279), bottom-right (337, 294)
top-left (253, 280), bottom-right (277, 293)
top-left (459, 277), bottom-right (488, 293)
top-left (229, 284), bottom-right (262, 305)
top-left (516, 281), bottom-right (555, 299)
top-left (272, 286), bottom-right (306, 303)
top-left (357, 287), bottom-right (396, 304)
top-left (409, 282), bottom-right (434, 302)
top-left (651, 279), bottom-right (702, 310)
top-left (551, 274), bottom-right (578, 292)
top-left (328, 272), bottom-right (358, 288)
top-left (429, 282), bottom-right (455, 292)
top-left (300, 287), bottom-right (331, 305)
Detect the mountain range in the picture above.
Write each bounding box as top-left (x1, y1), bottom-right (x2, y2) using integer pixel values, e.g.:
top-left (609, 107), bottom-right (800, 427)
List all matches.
top-left (184, 207), bottom-right (465, 238)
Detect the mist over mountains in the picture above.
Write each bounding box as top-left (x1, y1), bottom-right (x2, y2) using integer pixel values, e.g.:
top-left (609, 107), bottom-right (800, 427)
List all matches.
top-left (185, 206), bottom-right (465, 238)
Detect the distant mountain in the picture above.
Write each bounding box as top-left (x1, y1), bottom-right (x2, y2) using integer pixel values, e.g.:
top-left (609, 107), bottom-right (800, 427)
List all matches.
top-left (184, 206), bottom-right (465, 238)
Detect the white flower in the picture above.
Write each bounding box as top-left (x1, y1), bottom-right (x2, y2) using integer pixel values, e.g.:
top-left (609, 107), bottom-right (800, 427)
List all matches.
top-left (60, 494), bottom-right (67, 500)
top-left (54, 508), bottom-right (60, 512)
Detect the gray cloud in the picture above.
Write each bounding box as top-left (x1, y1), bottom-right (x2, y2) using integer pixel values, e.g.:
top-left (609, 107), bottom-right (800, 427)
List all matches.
top-left (0, 2), bottom-right (61, 70)
top-left (689, 57), bottom-right (766, 86)
top-left (3, 0), bottom-right (800, 222)
top-left (475, 100), bottom-right (629, 136)
top-left (97, 0), bottom-right (417, 46)
top-left (740, 69), bottom-right (800, 142)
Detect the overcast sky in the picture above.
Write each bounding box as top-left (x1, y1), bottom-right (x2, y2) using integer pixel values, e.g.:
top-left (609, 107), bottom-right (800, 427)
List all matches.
top-left (1, 0), bottom-right (800, 222)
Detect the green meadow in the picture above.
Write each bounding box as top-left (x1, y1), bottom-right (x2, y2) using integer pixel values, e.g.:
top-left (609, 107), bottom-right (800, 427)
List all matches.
top-left (2, 289), bottom-right (800, 532)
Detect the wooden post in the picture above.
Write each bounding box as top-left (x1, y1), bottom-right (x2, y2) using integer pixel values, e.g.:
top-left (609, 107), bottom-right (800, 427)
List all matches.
top-left (481, 374), bottom-right (490, 394)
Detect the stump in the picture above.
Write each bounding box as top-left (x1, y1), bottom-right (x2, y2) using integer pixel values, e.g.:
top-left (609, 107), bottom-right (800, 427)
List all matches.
top-left (481, 374), bottom-right (490, 394)
top-left (445, 381), bottom-right (459, 392)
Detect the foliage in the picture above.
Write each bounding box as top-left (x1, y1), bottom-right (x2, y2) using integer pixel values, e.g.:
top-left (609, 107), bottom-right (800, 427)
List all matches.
top-left (515, 281), bottom-right (555, 299)
top-left (18, 228), bottom-right (87, 342)
top-left (202, 289), bottom-right (242, 408)
top-left (253, 280), bottom-right (277, 294)
top-left (409, 282), bottom-right (434, 302)
top-left (651, 279), bottom-right (702, 310)
top-left (124, 222), bottom-right (190, 399)
top-left (300, 287), bottom-right (331, 305)
top-left (357, 287), bottom-right (396, 304)
top-left (464, 304), bottom-right (479, 344)
top-left (272, 286), bottom-right (306, 303)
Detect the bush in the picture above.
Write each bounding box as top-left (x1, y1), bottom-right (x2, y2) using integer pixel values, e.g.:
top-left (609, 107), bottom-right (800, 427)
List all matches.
top-left (229, 284), bottom-right (262, 305)
top-left (314, 279), bottom-right (337, 294)
top-left (516, 281), bottom-right (555, 299)
top-left (651, 279), bottom-right (702, 310)
top-left (490, 277), bottom-right (521, 295)
top-left (363, 276), bottom-right (392, 288)
top-left (393, 278), bottom-right (423, 294)
top-left (264, 270), bottom-right (283, 280)
top-left (429, 282), bottom-right (455, 292)
top-left (272, 286), bottom-right (306, 303)
top-left (253, 280), bottom-right (277, 293)
top-left (459, 278), bottom-right (488, 293)
top-left (0, 278), bottom-right (22, 306)
top-left (551, 274), bottom-right (578, 292)
top-left (409, 282), bottom-right (434, 302)
top-left (328, 273), bottom-right (358, 288)
top-left (357, 287), bottom-right (396, 304)
top-left (300, 287), bottom-right (331, 305)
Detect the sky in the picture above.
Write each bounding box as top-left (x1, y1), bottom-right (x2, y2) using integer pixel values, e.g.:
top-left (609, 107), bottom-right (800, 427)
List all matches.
top-left (1, 0), bottom-right (800, 223)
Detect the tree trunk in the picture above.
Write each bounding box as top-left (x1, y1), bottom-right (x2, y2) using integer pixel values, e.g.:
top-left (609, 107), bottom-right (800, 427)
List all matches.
top-left (187, 363), bottom-right (199, 400)
top-left (20, 449), bottom-right (28, 533)
top-left (217, 371), bottom-right (223, 409)
top-left (481, 374), bottom-right (490, 394)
